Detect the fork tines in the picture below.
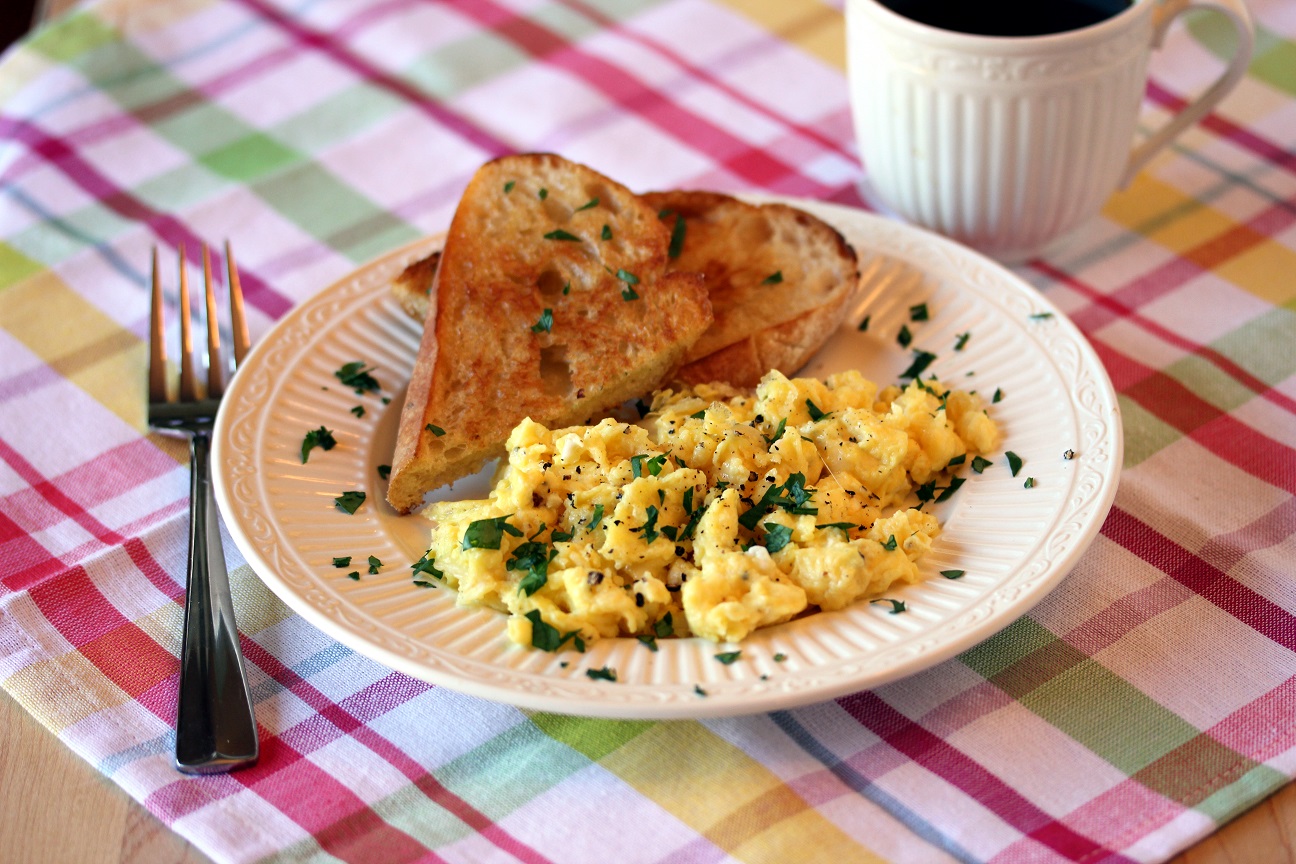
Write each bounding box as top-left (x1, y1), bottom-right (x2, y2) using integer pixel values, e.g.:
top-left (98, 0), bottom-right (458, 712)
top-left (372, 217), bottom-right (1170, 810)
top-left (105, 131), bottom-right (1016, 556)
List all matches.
top-left (148, 242), bottom-right (250, 429)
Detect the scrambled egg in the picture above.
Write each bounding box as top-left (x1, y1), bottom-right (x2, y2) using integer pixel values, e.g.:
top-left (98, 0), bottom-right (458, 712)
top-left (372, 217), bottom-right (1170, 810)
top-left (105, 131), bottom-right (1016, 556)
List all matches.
top-left (420, 370), bottom-right (999, 648)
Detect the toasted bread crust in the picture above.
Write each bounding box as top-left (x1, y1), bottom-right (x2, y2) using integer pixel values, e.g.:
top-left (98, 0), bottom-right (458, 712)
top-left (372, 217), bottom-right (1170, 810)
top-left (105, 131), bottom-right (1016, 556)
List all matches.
top-left (642, 191), bottom-right (860, 381)
top-left (391, 250), bottom-right (441, 321)
top-left (387, 154), bottom-right (712, 513)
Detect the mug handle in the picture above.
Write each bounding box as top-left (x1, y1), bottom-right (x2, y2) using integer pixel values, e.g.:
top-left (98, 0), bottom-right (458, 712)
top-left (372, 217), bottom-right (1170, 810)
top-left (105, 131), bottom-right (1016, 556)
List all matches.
top-left (1121, 0), bottom-right (1255, 186)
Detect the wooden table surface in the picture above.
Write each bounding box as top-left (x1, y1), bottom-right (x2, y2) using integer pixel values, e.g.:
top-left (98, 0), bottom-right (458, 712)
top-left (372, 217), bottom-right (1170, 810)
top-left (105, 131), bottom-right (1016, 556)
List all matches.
top-left (0, 682), bottom-right (1292, 863)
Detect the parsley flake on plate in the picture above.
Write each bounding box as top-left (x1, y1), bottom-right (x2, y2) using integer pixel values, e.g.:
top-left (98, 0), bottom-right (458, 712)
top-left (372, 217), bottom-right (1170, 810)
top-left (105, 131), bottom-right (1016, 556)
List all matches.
top-left (585, 666), bottom-right (617, 682)
top-left (714, 650), bottom-right (742, 665)
top-left (909, 302), bottom-right (929, 321)
top-left (900, 349), bottom-right (937, 379)
top-left (871, 598), bottom-right (907, 614)
top-left (761, 270), bottom-right (783, 285)
top-left (425, 423), bottom-right (446, 437)
top-left (857, 314), bottom-right (870, 332)
top-left (544, 229), bottom-right (582, 242)
top-left (334, 361), bottom-right (380, 395)
top-left (941, 569), bottom-right (966, 579)
top-left (334, 490), bottom-right (365, 514)
top-left (897, 324), bottom-right (913, 348)
top-left (300, 426), bottom-right (336, 463)
top-left (1006, 451), bottom-right (1024, 476)
top-left (332, 556), bottom-right (351, 568)
top-left (972, 455), bottom-right (993, 473)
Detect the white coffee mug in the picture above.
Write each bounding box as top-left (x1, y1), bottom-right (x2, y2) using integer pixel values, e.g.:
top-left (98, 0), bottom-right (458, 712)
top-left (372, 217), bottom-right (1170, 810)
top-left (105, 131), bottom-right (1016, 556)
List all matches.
top-left (846, 0), bottom-right (1255, 262)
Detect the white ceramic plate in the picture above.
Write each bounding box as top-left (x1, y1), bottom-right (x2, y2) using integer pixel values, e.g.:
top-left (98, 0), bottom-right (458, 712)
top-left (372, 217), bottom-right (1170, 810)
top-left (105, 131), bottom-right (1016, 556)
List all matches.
top-left (213, 197), bottom-right (1121, 719)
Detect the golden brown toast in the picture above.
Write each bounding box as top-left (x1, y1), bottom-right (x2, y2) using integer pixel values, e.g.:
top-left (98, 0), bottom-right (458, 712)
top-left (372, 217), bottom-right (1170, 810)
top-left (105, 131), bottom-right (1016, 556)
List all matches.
top-left (642, 190), bottom-right (860, 388)
top-left (391, 250), bottom-right (440, 321)
top-left (386, 153), bottom-right (713, 514)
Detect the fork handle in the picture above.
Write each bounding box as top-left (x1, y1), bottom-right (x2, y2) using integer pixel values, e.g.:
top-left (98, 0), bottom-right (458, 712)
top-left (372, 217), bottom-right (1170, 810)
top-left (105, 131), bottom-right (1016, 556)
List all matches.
top-left (175, 430), bottom-right (259, 774)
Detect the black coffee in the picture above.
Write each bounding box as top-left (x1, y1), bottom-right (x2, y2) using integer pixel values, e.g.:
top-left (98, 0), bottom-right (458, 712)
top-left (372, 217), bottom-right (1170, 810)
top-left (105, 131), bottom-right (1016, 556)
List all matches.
top-left (879, 0), bottom-right (1133, 37)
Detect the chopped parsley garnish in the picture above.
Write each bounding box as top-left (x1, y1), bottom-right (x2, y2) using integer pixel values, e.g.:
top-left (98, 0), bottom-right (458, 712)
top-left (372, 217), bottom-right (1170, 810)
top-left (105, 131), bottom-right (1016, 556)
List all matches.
top-left (871, 598), bottom-right (907, 614)
top-left (631, 453), bottom-right (667, 478)
top-left (586, 503), bottom-right (605, 531)
top-left (334, 491), bottom-right (366, 514)
top-left (350, 405), bottom-right (365, 418)
top-left (367, 555), bottom-right (382, 574)
top-left (346, 571), bottom-right (360, 581)
top-left (654, 613), bottom-right (674, 639)
top-left (601, 224), bottom-right (612, 240)
top-left (935, 476), bottom-right (966, 503)
top-left (909, 303), bottom-right (929, 321)
top-left (690, 409), bottom-right (706, 420)
top-left (586, 666), bottom-right (617, 681)
top-left (773, 653), bottom-right (787, 662)
top-left (544, 229), bottom-right (582, 242)
top-left (638, 634), bottom-right (658, 651)
top-left (1006, 451), bottom-right (1024, 476)
top-left (426, 423), bottom-right (446, 437)
top-left (881, 534), bottom-right (898, 551)
top-left (616, 268), bottom-right (639, 285)
top-left (524, 609), bottom-right (583, 652)
top-left (538, 187), bottom-right (548, 200)
top-left (621, 285), bottom-right (640, 301)
top-left (680, 497), bottom-right (706, 541)
top-left (411, 551), bottom-right (444, 582)
top-left (575, 197), bottom-right (599, 211)
top-left (954, 332), bottom-right (970, 351)
top-left (900, 350), bottom-right (937, 379)
top-left (738, 472), bottom-right (816, 530)
top-left (817, 522), bottom-right (858, 532)
top-left (971, 455), bottom-right (993, 473)
top-left (714, 650), bottom-right (742, 664)
top-left (377, 464), bottom-right (391, 480)
top-left (301, 426), bottom-right (337, 463)
top-left (668, 214), bottom-right (686, 258)
top-left (641, 506), bottom-right (661, 543)
top-left (1029, 311), bottom-right (1054, 320)
top-left (941, 569), bottom-right (965, 579)
top-left (1024, 477), bottom-right (1036, 488)
top-left (761, 270), bottom-right (783, 285)
top-left (897, 324), bottom-right (913, 348)
top-left (993, 387), bottom-right (1004, 403)
top-left (335, 361), bottom-right (380, 395)
top-left (694, 685), bottom-right (707, 697)
top-left (462, 515), bottom-right (522, 550)
top-left (762, 417), bottom-right (787, 447)
top-left (763, 522), bottom-right (793, 553)
top-left (530, 308), bottom-right (553, 333)
top-left (503, 180), bottom-right (515, 193)
top-left (332, 556), bottom-right (352, 568)
top-left (858, 315), bottom-right (870, 332)
top-left (509, 539), bottom-right (557, 595)
top-left (805, 399), bottom-right (829, 421)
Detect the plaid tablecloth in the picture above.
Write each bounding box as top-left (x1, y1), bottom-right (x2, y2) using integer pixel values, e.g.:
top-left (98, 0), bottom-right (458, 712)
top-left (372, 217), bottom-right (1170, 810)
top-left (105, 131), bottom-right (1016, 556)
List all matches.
top-left (2, 1), bottom-right (1294, 862)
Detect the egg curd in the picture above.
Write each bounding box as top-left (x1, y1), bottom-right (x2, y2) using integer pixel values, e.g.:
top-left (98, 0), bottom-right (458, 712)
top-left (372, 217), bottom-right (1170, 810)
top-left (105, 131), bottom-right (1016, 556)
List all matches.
top-left (419, 370), bottom-right (999, 649)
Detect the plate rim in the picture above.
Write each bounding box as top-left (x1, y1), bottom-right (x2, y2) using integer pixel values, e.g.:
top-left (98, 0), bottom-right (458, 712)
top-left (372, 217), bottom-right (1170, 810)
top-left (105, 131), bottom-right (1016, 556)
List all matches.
top-left (212, 196), bottom-right (1122, 719)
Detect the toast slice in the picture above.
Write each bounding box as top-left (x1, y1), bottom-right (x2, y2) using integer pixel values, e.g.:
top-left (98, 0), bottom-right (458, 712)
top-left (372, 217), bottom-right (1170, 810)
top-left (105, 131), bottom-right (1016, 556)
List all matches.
top-left (386, 153), bottom-right (713, 514)
top-left (391, 250), bottom-right (441, 321)
top-left (642, 190), bottom-right (860, 388)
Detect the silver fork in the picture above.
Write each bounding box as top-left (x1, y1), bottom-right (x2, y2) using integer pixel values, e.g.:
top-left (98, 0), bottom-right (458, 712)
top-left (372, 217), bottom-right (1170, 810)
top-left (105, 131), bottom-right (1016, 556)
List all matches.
top-left (149, 242), bottom-right (259, 774)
